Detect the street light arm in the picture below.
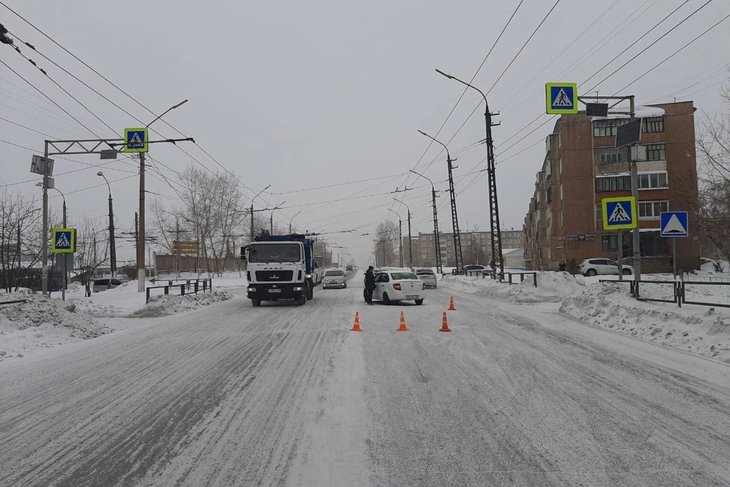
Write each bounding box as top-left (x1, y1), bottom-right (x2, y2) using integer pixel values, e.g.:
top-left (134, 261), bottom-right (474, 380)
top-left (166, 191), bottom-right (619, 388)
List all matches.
top-left (417, 129), bottom-right (451, 162)
top-left (146, 99), bottom-right (189, 128)
top-left (435, 68), bottom-right (488, 108)
top-left (409, 169), bottom-right (435, 191)
top-left (252, 184), bottom-right (272, 206)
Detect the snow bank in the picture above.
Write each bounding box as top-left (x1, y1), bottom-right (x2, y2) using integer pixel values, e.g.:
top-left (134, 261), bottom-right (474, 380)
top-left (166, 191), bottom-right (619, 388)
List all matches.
top-left (441, 271), bottom-right (730, 363)
top-left (0, 294), bottom-right (111, 361)
top-left (128, 290), bottom-right (233, 318)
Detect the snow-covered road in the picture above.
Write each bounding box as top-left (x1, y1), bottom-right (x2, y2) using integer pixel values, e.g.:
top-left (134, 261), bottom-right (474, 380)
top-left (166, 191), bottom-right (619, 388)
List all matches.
top-left (1, 274), bottom-right (729, 486)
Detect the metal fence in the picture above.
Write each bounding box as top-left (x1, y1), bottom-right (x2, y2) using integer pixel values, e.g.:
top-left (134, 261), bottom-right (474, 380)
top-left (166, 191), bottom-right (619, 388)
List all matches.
top-left (600, 276), bottom-right (730, 308)
top-left (145, 278), bottom-right (213, 303)
top-left (463, 269), bottom-right (538, 287)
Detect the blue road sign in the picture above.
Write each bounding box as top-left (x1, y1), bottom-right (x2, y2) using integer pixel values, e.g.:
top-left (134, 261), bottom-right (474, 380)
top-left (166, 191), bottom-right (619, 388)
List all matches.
top-left (51, 228), bottom-right (76, 253)
top-left (602, 196), bottom-right (637, 230)
top-left (660, 211), bottom-right (688, 237)
top-left (545, 82), bottom-right (578, 114)
top-left (124, 127), bottom-right (149, 153)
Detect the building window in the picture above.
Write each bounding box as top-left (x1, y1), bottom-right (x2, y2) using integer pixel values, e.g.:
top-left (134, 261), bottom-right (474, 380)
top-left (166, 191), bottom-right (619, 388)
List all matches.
top-left (546, 187), bottom-right (552, 203)
top-left (642, 116), bottom-right (664, 133)
top-left (593, 119), bottom-right (628, 137)
top-left (595, 146), bottom-right (629, 165)
top-left (645, 143), bottom-right (666, 161)
top-left (638, 172), bottom-right (668, 189)
top-left (638, 200), bottom-right (668, 219)
top-left (602, 235), bottom-right (619, 251)
top-left (595, 175), bottom-right (631, 192)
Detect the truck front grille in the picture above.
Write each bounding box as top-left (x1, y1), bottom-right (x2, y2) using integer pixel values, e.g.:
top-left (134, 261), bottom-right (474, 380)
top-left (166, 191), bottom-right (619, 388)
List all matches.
top-left (255, 270), bottom-right (294, 282)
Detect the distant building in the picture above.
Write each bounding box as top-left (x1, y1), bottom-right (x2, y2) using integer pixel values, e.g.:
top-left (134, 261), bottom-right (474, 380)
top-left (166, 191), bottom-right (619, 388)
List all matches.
top-left (523, 101), bottom-right (700, 273)
top-left (404, 229), bottom-right (524, 267)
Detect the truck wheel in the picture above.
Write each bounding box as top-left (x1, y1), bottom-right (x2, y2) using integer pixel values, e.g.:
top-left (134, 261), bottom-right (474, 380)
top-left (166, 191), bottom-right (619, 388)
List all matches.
top-left (296, 296), bottom-right (306, 305)
top-left (415, 299), bottom-right (424, 305)
top-left (306, 281), bottom-right (314, 300)
top-left (252, 299), bottom-right (261, 307)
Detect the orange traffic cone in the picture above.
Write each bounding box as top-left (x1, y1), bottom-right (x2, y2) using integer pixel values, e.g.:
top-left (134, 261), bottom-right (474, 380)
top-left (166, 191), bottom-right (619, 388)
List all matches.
top-left (440, 312), bottom-right (451, 332)
top-left (397, 311), bottom-right (409, 331)
top-left (351, 311), bottom-right (362, 332)
top-left (448, 296), bottom-right (456, 311)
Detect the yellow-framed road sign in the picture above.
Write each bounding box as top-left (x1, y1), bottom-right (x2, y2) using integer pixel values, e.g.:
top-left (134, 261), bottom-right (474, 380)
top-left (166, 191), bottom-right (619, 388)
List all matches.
top-left (124, 127), bottom-right (149, 153)
top-left (602, 196), bottom-right (637, 231)
top-left (545, 82), bottom-right (578, 114)
top-left (51, 228), bottom-right (77, 253)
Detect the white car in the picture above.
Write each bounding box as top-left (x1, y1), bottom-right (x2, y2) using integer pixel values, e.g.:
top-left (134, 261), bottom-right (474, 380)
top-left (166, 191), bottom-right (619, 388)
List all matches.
top-left (373, 270), bottom-right (426, 305)
top-left (579, 258), bottom-right (634, 276)
top-left (414, 268), bottom-right (437, 288)
top-left (322, 268), bottom-right (346, 289)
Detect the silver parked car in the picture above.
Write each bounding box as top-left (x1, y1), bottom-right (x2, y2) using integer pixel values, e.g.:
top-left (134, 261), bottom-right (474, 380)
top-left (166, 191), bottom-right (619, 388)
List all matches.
top-left (92, 278), bottom-right (123, 293)
top-left (322, 268), bottom-right (346, 289)
top-left (414, 268), bottom-right (437, 288)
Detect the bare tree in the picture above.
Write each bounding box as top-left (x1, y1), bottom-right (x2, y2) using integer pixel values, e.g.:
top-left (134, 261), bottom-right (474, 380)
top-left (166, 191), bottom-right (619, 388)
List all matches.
top-left (151, 165), bottom-right (247, 276)
top-left (373, 220), bottom-right (398, 267)
top-left (697, 84), bottom-right (730, 264)
top-left (72, 219), bottom-right (109, 297)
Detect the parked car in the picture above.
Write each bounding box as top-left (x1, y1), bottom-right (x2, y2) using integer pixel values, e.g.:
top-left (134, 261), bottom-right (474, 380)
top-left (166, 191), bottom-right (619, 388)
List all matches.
top-left (579, 258), bottom-right (633, 276)
top-left (322, 268), bottom-right (347, 289)
top-left (92, 278), bottom-right (123, 293)
top-left (414, 268), bottom-right (437, 288)
top-left (463, 264), bottom-right (486, 271)
top-left (372, 270), bottom-right (426, 305)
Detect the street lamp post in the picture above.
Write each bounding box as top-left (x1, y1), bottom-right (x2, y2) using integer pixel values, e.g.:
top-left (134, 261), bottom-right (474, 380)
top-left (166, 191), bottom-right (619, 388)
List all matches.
top-left (418, 129), bottom-right (463, 272)
top-left (97, 171), bottom-right (116, 278)
top-left (393, 198), bottom-right (412, 268)
top-left (289, 209), bottom-right (303, 234)
top-left (436, 68), bottom-right (503, 277)
top-left (388, 208), bottom-right (403, 268)
top-left (250, 184), bottom-right (271, 241)
top-left (270, 201), bottom-right (286, 235)
top-left (38, 182), bottom-right (67, 299)
top-left (410, 169), bottom-right (442, 273)
top-left (137, 98), bottom-right (189, 292)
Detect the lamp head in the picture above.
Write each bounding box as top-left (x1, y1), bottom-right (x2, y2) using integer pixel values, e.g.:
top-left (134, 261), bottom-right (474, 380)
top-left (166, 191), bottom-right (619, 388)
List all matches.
top-left (97, 171), bottom-right (104, 177)
top-left (435, 68), bottom-right (453, 80)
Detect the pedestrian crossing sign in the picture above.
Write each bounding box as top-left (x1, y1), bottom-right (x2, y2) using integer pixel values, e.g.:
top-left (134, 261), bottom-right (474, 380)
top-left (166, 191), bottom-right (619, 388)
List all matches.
top-left (51, 228), bottom-right (77, 254)
top-left (545, 82), bottom-right (578, 114)
top-left (602, 197), bottom-right (637, 230)
top-left (124, 127), bottom-right (148, 153)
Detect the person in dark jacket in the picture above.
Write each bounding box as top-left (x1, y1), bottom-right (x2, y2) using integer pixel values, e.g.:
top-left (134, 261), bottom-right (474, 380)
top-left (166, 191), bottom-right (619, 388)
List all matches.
top-left (364, 266), bottom-right (376, 304)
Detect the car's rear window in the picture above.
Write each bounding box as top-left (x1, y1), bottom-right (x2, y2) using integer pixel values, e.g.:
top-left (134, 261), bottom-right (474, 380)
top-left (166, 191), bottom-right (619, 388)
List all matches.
top-left (391, 272), bottom-right (418, 280)
top-left (325, 270), bottom-right (344, 276)
top-left (416, 269), bottom-right (434, 275)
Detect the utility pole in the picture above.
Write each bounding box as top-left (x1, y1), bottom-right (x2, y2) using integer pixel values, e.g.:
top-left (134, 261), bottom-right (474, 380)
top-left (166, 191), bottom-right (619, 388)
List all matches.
top-left (629, 96), bottom-right (641, 283)
top-left (418, 131), bottom-right (462, 273)
top-left (407, 209), bottom-right (412, 268)
top-left (41, 141), bottom-right (49, 295)
top-left (97, 171), bottom-right (116, 278)
top-left (60, 193), bottom-right (66, 300)
top-left (435, 69), bottom-right (502, 276)
top-left (176, 217), bottom-right (181, 279)
top-left (388, 208), bottom-right (403, 267)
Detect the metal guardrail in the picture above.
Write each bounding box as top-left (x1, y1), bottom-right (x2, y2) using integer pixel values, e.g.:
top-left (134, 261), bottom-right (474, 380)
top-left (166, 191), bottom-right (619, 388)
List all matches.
top-left (599, 277), bottom-right (730, 308)
top-left (145, 278), bottom-right (213, 304)
top-left (463, 269), bottom-right (538, 287)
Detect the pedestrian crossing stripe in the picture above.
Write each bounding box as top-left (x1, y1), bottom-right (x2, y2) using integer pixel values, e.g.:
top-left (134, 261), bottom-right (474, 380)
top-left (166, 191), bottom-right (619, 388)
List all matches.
top-left (602, 197), bottom-right (637, 230)
top-left (51, 228), bottom-right (77, 254)
top-left (545, 82), bottom-right (578, 114)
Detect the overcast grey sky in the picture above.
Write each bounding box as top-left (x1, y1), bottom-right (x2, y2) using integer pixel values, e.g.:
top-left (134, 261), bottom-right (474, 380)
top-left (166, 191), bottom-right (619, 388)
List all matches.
top-left (2, 0), bottom-right (729, 265)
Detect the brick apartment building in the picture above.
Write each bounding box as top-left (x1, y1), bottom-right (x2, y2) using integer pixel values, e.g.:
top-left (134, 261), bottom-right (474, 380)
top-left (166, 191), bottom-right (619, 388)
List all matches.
top-left (523, 101), bottom-right (700, 273)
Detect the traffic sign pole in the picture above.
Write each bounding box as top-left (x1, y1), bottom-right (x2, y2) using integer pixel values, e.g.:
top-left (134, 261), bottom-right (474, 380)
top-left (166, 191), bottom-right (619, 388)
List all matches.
top-left (138, 151), bottom-right (146, 292)
top-left (629, 96), bottom-right (641, 284)
top-left (673, 239), bottom-right (677, 279)
top-left (41, 140), bottom-right (49, 295)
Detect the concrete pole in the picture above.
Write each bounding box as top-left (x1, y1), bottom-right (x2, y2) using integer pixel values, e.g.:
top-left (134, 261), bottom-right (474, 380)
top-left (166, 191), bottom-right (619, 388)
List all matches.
top-left (629, 96), bottom-right (641, 283)
top-left (41, 141), bottom-right (49, 295)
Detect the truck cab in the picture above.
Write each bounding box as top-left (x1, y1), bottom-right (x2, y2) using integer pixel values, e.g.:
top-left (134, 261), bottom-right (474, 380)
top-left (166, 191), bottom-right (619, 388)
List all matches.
top-left (242, 234), bottom-right (316, 306)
